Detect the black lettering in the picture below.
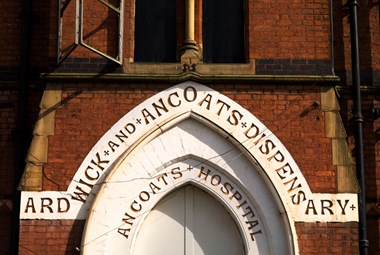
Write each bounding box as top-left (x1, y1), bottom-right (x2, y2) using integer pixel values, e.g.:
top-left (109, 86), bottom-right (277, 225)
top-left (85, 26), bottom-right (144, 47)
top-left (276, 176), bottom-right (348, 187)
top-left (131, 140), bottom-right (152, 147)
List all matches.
top-left (141, 108), bottom-right (156, 125)
top-left (122, 211), bottom-right (136, 225)
top-left (139, 191), bottom-right (150, 202)
top-left (25, 198), bottom-right (36, 213)
top-left (125, 123), bottom-right (136, 134)
top-left (108, 141), bottom-right (119, 152)
top-left (283, 176), bottom-right (302, 193)
top-left (57, 197), bottom-right (70, 213)
top-left (168, 92), bottom-right (181, 107)
top-left (71, 179), bottom-right (93, 203)
top-left (131, 200), bottom-right (142, 212)
top-left (275, 163), bottom-right (294, 180)
top-left (216, 99), bottom-right (230, 116)
top-left (115, 130), bottom-right (129, 143)
top-left (171, 167), bottom-right (182, 180)
top-left (321, 199), bottom-right (333, 215)
top-left (250, 229), bottom-right (263, 241)
top-left (149, 182), bottom-right (161, 194)
top-left (227, 110), bottom-right (243, 126)
top-left (198, 94), bottom-right (213, 110)
top-left (210, 174), bottom-right (222, 186)
top-left (337, 199), bottom-right (349, 215)
top-left (267, 150), bottom-right (285, 163)
top-left (230, 190), bottom-right (242, 202)
top-left (41, 198), bottom-right (53, 213)
top-left (198, 166), bottom-right (211, 181)
top-left (291, 190), bottom-right (307, 205)
top-left (237, 200), bottom-right (247, 209)
top-left (184, 86), bottom-right (197, 102)
top-left (157, 173), bottom-right (169, 185)
top-left (246, 220), bottom-right (259, 230)
top-left (118, 228), bottom-right (131, 239)
top-left (152, 98), bottom-right (169, 117)
top-left (253, 133), bottom-right (266, 146)
top-left (305, 199), bottom-right (317, 215)
top-left (221, 182), bottom-right (234, 195)
top-left (84, 166), bottom-right (100, 181)
top-left (244, 123), bottom-right (260, 139)
top-left (259, 139), bottom-right (276, 155)
top-left (242, 205), bottom-right (255, 218)
top-left (91, 152), bottom-right (110, 171)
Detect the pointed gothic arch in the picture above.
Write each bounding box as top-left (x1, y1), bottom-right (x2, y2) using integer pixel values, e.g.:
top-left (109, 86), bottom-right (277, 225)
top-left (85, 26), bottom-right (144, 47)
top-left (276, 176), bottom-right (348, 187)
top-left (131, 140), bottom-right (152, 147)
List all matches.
top-left (74, 82), bottom-right (304, 254)
top-left (81, 118), bottom-right (294, 255)
top-left (20, 81), bottom-right (358, 254)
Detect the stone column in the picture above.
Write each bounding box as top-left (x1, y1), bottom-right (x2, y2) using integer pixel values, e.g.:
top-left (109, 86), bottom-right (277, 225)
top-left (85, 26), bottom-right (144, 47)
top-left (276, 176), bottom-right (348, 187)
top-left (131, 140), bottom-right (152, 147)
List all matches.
top-left (186, 0), bottom-right (195, 43)
top-left (181, 0), bottom-right (201, 71)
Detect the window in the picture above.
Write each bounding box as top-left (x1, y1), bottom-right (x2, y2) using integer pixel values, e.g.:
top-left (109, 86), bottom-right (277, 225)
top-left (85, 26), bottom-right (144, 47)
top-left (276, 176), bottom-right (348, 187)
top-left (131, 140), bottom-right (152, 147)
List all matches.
top-left (133, 0), bottom-right (246, 64)
top-left (57, 0), bottom-right (124, 65)
top-left (134, 0), bottom-right (178, 62)
top-left (202, 0), bottom-right (245, 63)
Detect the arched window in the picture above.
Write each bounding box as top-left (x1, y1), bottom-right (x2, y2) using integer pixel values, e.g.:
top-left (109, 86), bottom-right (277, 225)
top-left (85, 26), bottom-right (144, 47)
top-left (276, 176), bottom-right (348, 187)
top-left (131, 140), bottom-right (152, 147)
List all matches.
top-left (134, 0), bottom-right (245, 64)
top-left (202, 0), bottom-right (245, 63)
top-left (134, 0), bottom-right (177, 62)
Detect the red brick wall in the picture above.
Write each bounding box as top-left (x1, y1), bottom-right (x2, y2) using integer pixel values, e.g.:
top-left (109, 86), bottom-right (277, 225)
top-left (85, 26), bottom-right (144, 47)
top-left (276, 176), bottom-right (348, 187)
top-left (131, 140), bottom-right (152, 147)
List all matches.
top-left (43, 83), bottom-right (336, 193)
top-left (297, 222), bottom-right (359, 254)
top-left (250, 0), bottom-right (330, 60)
top-left (2, 0), bottom-right (378, 254)
top-left (19, 220), bottom-right (84, 255)
top-left (57, 0), bottom-right (333, 62)
top-left (22, 82), bottom-right (351, 255)
top-left (333, 0), bottom-right (380, 78)
top-left (0, 1), bottom-right (22, 67)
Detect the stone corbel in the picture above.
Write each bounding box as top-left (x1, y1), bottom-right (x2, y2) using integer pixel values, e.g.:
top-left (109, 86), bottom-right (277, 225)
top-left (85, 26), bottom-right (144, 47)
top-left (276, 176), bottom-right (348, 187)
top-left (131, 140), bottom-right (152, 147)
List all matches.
top-left (18, 84), bottom-right (62, 191)
top-left (181, 0), bottom-right (202, 71)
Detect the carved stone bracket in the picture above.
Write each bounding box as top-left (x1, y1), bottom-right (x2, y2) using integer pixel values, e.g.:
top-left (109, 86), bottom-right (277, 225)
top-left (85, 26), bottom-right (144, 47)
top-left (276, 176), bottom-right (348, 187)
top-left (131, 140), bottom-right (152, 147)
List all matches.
top-left (181, 0), bottom-right (201, 72)
top-left (181, 40), bottom-right (201, 72)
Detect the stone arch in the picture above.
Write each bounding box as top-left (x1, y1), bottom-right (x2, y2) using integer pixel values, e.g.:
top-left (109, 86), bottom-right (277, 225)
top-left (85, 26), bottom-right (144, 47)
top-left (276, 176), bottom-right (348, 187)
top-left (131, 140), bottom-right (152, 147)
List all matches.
top-left (68, 81), bottom-right (313, 213)
top-left (81, 118), bottom-right (295, 255)
top-left (73, 81), bottom-right (307, 254)
top-left (19, 81), bottom-right (359, 254)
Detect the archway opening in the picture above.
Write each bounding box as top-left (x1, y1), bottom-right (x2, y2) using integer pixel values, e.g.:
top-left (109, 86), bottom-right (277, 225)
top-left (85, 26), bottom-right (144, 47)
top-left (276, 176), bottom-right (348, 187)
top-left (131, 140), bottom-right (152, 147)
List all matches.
top-left (81, 118), bottom-right (294, 255)
top-left (133, 184), bottom-right (246, 255)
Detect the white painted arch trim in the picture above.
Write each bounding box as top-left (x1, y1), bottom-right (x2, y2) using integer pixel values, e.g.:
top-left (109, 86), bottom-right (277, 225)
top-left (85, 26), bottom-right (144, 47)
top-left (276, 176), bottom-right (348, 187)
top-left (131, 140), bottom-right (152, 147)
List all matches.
top-left (80, 120), bottom-right (294, 254)
top-left (20, 81), bottom-right (358, 224)
top-left (69, 81), bottom-right (308, 207)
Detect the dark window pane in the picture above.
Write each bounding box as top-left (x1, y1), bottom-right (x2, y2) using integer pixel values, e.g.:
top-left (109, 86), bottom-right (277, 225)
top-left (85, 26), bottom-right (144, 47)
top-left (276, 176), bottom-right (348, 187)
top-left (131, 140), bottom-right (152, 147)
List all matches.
top-left (202, 0), bottom-right (245, 63)
top-left (135, 0), bottom-right (177, 62)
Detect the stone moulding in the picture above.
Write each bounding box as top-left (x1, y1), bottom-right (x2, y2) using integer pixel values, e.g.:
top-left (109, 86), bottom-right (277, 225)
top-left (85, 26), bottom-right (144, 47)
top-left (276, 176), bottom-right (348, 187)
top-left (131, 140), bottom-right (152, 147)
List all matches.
top-left (320, 86), bottom-right (359, 193)
top-left (40, 72), bottom-right (340, 85)
top-left (19, 83), bottom-right (62, 191)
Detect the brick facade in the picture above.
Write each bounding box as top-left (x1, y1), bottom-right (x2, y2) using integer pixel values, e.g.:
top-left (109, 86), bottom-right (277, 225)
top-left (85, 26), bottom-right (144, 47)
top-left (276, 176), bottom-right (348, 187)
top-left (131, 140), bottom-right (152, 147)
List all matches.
top-left (1, 0), bottom-right (379, 254)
